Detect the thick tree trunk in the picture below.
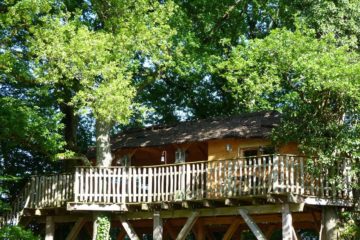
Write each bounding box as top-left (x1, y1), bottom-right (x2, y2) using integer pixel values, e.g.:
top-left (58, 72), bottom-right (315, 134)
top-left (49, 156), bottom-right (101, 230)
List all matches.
top-left (59, 102), bottom-right (78, 152)
top-left (58, 85), bottom-right (80, 171)
top-left (93, 119), bottom-right (113, 240)
top-left (321, 207), bottom-right (339, 240)
top-left (95, 120), bottom-right (113, 167)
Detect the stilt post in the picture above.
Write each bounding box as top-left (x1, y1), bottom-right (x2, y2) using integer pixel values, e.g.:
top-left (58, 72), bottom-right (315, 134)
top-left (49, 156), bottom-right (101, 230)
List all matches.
top-left (282, 204), bottom-right (293, 240)
top-left (45, 216), bottom-right (55, 240)
top-left (153, 211), bottom-right (163, 240)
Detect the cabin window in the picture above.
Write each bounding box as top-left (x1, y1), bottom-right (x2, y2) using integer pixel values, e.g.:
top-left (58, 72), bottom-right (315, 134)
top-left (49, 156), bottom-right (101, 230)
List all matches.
top-left (243, 149), bottom-right (258, 157)
top-left (260, 146), bottom-right (275, 155)
top-left (175, 149), bottom-right (186, 163)
top-left (242, 146), bottom-right (275, 157)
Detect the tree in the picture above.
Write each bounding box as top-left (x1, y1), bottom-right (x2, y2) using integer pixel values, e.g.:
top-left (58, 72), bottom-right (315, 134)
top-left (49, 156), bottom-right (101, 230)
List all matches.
top-left (30, 0), bottom-right (177, 237)
top-left (0, 1), bottom-right (65, 231)
top-left (134, 0), bottom-right (360, 123)
top-left (217, 27), bottom-right (360, 238)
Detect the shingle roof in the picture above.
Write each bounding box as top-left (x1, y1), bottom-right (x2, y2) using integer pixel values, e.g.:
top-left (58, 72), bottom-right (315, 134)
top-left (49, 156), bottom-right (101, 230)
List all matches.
top-left (111, 111), bottom-right (280, 149)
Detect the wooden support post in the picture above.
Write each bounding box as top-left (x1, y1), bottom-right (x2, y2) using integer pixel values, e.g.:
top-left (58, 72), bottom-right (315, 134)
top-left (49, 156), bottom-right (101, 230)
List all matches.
top-left (222, 218), bottom-right (242, 240)
top-left (164, 220), bottom-right (177, 240)
top-left (238, 209), bottom-right (266, 240)
top-left (176, 211), bottom-right (199, 240)
top-left (193, 221), bottom-right (205, 240)
top-left (45, 216), bottom-right (55, 240)
top-left (66, 217), bottom-right (86, 240)
top-left (119, 217), bottom-right (140, 240)
top-left (320, 207), bottom-right (339, 240)
top-left (282, 204), bottom-right (293, 240)
top-left (153, 211), bottom-right (163, 240)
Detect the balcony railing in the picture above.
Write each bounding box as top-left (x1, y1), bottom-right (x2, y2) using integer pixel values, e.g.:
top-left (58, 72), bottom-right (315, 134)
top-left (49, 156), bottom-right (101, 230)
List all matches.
top-left (2, 174), bottom-right (74, 226)
top-left (73, 155), bottom-right (354, 204)
top-left (2, 155), bottom-right (355, 226)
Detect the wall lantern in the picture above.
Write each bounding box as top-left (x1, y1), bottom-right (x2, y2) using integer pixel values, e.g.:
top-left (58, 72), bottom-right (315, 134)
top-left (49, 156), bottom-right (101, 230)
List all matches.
top-left (161, 151), bottom-right (167, 164)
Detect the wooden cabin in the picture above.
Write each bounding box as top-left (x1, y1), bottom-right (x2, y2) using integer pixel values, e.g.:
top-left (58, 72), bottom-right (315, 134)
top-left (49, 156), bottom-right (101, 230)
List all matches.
top-left (2, 111), bottom-right (356, 240)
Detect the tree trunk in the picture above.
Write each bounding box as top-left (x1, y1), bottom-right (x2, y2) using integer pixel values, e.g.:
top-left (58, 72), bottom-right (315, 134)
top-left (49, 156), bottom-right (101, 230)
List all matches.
top-left (95, 120), bottom-right (113, 167)
top-left (93, 119), bottom-right (113, 240)
top-left (58, 84), bottom-right (80, 171)
top-left (321, 207), bottom-right (339, 240)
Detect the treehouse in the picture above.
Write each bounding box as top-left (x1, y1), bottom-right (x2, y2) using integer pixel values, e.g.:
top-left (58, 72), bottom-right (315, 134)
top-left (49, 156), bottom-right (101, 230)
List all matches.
top-left (2, 111), bottom-right (356, 240)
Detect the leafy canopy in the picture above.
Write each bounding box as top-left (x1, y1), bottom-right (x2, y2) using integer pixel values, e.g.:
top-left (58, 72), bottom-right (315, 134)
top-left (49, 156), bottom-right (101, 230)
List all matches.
top-left (217, 27), bottom-right (360, 158)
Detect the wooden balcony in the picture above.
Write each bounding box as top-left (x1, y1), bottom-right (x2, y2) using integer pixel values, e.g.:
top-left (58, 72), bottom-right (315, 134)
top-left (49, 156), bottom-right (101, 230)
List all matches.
top-left (3, 155), bottom-right (355, 226)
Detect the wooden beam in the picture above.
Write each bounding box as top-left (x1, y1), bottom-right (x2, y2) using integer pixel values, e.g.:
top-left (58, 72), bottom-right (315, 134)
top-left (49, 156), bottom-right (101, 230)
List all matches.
top-left (176, 211), bottom-right (199, 240)
top-left (282, 204), bottom-right (293, 240)
top-left (153, 211), bottom-right (163, 240)
top-left (113, 204), bottom-right (304, 220)
top-left (304, 197), bottom-right (353, 207)
top-left (193, 220), bottom-right (205, 240)
top-left (65, 217), bottom-right (86, 240)
top-left (202, 200), bottom-right (215, 208)
top-left (233, 228), bottom-right (243, 240)
top-left (238, 209), bottom-right (266, 240)
top-left (164, 220), bottom-right (177, 240)
top-left (119, 217), bottom-right (140, 240)
top-left (45, 216), bottom-right (55, 240)
top-left (84, 223), bottom-right (93, 239)
top-left (222, 218), bottom-right (242, 240)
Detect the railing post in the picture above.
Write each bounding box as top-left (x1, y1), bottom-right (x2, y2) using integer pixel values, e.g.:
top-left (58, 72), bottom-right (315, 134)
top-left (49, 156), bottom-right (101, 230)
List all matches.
top-left (272, 155), bottom-right (279, 193)
top-left (148, 167), bottom-right (153, 203)
top-left (181, 164), bottom-right (186, 200)
top-left (122, 167), bottom-right (127, 203)
top-left (300, 157), bottom-right (304, 195)
top-left (74, 167), bottom-right (79, 203)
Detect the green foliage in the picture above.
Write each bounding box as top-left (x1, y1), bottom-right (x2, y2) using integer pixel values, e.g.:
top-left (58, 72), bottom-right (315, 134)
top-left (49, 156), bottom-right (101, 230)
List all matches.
top-left (339, 211), bottom-right (360, 239)
top-left (0, 97), bottom-right (64, 156)
top-left (95, 214), bottom-right (111, 240)
top-left (32, 14), bottom-right (135, 124)
top-left (1, 0), bottom-right (360, 238)
top-left (0, 226), bottom-right (40, 240)
top-left (218, 27), bottom-right (360, 159)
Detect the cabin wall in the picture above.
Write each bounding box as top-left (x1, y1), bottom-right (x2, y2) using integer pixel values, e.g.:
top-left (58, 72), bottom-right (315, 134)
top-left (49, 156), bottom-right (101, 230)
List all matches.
top-left (112, 139), bottom-right (298, 166)
top-left (207, 138), bottom-right (270, 161)
top-left (207, 139), bottom-right (299, 161)
top-left (278, 142), bottom-right (299, 155)
top-left (113, 142), bottom-right (208, 166)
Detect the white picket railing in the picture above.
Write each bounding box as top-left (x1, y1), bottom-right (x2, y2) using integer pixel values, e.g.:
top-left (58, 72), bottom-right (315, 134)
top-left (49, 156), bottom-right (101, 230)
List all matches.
top-left (2, 155), bottom-right (355, 227)
top-left (73, 155), bottom-right (355, 204)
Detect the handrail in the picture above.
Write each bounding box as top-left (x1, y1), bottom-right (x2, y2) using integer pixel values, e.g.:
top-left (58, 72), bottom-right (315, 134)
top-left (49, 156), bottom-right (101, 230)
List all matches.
top-left (2, 173), bottom-right (74, 226)
top-left (74, 154), bottom-right (296, 169)
top-left (2, 154), bottom-right (355, 227)
top-left (73, 155), bottom-right (355, 204)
